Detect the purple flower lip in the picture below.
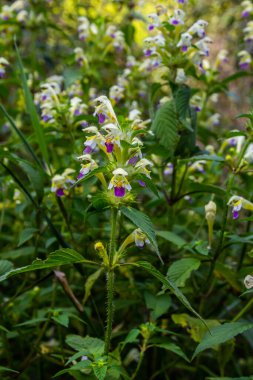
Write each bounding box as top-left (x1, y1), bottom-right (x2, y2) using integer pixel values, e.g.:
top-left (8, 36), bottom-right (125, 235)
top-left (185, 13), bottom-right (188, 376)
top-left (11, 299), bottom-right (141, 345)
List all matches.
top-left (182, 45), bottom-right (188, 52)
top-left (42, 114), bottom-right (52, 122)
top-left (239, 62), bottom-right (250, 70)
top-left (56, 188), bottom-right (65, 197)
top-left (233, 210), bottom-right (239, 219)
top-left (128, 156), bottom-right (139, 165)
top-left (74, 109), bottom-right (81, 116)
top-left (0, 72), bottom-right (5, 79)
top-left (172, 19), bottom-right (179, 25)
top-left (242, 11), bottom-right (250, 17)
top-left (194, 106), bottom-right (201, 112)
top-left (138, 180), bottom-right (146, 187)
top-left (98, 113), bottom-right (106, 124)
top-left (148, 24), bottom-right (154, 31)
top-left (114, 186), bottom-right (125, 197)
top-left (83, 146), bottom-right (92, 154)
top-left (77, 173), bottom-right (84, 180)
top-left (41, 94), bottom-right (48, 101)
top-left (105, 141), bottom-right (114, 153)
top-left (145, 49), bottom-right (152, 57)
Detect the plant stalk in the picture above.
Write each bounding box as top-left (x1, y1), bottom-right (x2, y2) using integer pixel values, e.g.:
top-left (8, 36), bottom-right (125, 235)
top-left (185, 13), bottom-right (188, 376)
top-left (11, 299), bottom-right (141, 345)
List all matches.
top-left (104, 207), bottom-right (117, 354)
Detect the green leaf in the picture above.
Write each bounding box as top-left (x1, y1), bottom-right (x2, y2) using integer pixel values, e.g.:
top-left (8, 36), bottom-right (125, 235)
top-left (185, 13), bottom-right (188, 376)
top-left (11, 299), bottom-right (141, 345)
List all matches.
top-left (0, 249), bottom-right (97, 282)
top-left (53, 360), bottom-right (92, 378)
top-left (136, 261), bottom-right (206, 325)
top-left (172, 313), bottom-right (220, 342)
top-left (93, 363), bottom-right (108, 380)
top-left (52, 312), bottom-right (69, 328)
top-left (18, 228), bottom-right (38, 247)
top-left (0, 260), bottom-right (13, 277)
top-left (122, 328), bottom-right (140, 347)
top-left (0, 366), bottom-right (19, 374)
top-left (15, 42), bottom-right (49, 166)
top-left (121, 206), bottom-right (163, 264)
top-left (66, 335), bottom-right (105, 357)
top-left (83, 268), bottom-right (104, 304)
top-left (151, 101), bottom-right (180, 158)
top-left (157, 231), bottom-right (187, 248)
top-left (167, 258), bottom-right (201, 287)
top-left (175, 86), bottom-right (191, 120)
top-left (192, 321), bottom-right (253, 359)
top-left (144, 291), bottom-right (171, 319)
top-left (152, 342), bottom-right (189, 362)
top-left (180, 154), bottom-right (224, 163)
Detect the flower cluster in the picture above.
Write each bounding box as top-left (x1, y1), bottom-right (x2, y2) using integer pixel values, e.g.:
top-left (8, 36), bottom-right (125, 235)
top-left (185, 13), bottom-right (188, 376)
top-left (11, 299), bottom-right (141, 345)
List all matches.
top-left (142, 3), bottom-right (210, 75)
top-left (34, 76), bottom-right (87, 126)
top-left (75, 95), bottom-right (153, 199)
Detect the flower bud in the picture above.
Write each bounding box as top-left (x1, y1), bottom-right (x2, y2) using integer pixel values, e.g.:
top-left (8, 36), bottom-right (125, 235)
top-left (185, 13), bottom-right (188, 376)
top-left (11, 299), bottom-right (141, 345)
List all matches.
top-left (94, 242), bottom-right (109, 266)
top-left (205, 200), bottom-right (216, 249)
top-left (244, 275), bottom-right (253, 289)
top-left (205, 200), bottom-right (216, 222)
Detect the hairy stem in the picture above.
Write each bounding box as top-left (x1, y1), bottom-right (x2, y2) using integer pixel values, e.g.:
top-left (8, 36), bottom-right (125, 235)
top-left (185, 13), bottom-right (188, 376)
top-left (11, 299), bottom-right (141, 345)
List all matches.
top-left (104, 207), bottom-right (117, 354)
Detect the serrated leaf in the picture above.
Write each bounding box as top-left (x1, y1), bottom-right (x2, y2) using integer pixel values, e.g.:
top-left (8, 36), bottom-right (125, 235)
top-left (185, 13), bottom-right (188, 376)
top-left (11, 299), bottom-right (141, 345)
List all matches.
top-left (175, 86), bottom-right (191, 120)
top-left (18, 228), bottom-right (38, 247)
top-left (121, 206), bottom-right (163, 264)
top-left (192, 322), bottom-right (253, 359)
top-left (66, 335), bottom-right (105, 357)
top-left (167, 258), bottom-right (200, 287)
top-left (136, 261), bottom-right (206, 325)
top-left (0, 249), bottom-right (97, 282)
top-left (93, 364), bottom-right (107, 380)
top-left (151, 101), bottom-right (179, 158)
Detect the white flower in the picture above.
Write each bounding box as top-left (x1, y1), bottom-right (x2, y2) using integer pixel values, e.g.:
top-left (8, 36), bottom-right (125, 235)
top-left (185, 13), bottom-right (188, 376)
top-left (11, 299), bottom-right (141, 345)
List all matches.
top-left (169, 8), bottom-right (185, 26)
top-left (93, 95), bottom-right (119, 125)
top-left (195, 37), bottom-right (212, 57)
top-left (177, 32), bottom-right (193, 52)
top-left (108, 168), bottom-right (131, 197)
top-left (133, 229), bottom-right (150, 248)
top-left (227, 195), bottom-right (253, 219)
top-left (135, 158), bottom-right (153, 178)
top-left (187, 19), bottom-right (208, 38)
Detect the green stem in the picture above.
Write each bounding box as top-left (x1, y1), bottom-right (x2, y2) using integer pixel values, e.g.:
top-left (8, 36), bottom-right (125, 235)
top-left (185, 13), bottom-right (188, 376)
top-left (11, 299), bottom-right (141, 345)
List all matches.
top-left (104, 208), bottom-right (118, 355)
top-left (232, 297), bottom-right (253, 322)
top-left (131, 338), bottom-right (148, 380)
